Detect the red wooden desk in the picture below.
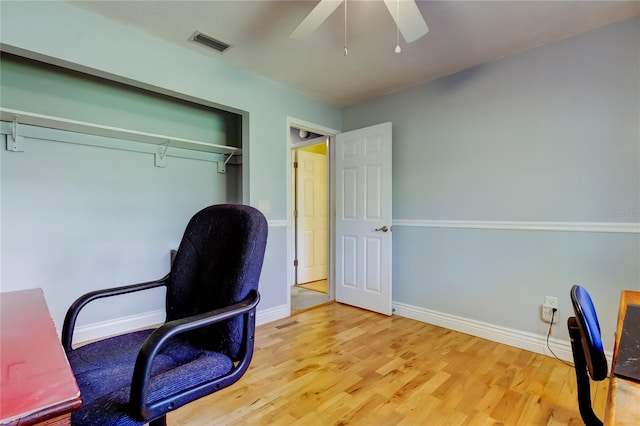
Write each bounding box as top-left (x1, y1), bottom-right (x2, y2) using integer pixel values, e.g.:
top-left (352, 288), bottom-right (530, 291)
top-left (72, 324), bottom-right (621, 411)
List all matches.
top-left (1, 289), bottom-right (81, 425)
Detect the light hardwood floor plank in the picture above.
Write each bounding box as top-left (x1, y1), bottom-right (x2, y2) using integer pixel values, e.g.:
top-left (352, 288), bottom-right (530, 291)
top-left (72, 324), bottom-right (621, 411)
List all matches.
top-left (297, 280), bottom-right (328, 294)
top-left (168, 303), bottom-right (607, 425)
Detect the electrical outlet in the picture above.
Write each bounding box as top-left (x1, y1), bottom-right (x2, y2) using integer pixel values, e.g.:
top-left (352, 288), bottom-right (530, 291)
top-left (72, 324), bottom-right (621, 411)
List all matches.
top-left (544, 296), bottom-right (558, 309)
top-left (541, 304), bottom-right (558, 323)
top-left (542, 296), bottom-right (559, 323)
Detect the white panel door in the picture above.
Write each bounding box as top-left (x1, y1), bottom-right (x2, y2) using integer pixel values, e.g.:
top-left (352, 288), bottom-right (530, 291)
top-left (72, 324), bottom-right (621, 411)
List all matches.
top-left (335, 122), bottom-right (392, 315)
top-left (296, 150), bottom-right (328, 283)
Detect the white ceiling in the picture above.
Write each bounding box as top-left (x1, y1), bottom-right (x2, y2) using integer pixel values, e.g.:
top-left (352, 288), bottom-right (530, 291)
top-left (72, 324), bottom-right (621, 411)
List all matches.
top-left (69, 1), bottom-right (640, 107)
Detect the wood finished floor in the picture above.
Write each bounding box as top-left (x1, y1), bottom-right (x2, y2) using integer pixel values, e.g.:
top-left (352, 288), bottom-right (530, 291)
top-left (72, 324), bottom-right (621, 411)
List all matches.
top-left (168, 303), bottom-right (608, 425)
top-left (297, 280), bottom-right (329, 294)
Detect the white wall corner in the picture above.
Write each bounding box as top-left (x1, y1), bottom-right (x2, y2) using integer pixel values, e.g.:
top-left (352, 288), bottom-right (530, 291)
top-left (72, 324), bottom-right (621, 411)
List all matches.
top-left (392, 301), bottom-right (613, 367)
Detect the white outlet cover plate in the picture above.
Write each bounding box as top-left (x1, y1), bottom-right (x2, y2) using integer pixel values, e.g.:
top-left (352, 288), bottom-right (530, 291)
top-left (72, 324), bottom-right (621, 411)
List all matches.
top-left (544, 296), bottom-right (558, 309)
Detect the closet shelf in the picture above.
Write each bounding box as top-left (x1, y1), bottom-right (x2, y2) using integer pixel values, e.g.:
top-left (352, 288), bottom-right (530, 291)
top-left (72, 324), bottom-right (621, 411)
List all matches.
top-left (0, 108), bottom-right (241, 156)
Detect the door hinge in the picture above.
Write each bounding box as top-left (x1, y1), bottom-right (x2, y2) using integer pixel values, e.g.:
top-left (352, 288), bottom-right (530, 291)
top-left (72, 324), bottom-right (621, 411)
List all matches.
top-left (293, 259), bottom-right (298, 267)
top-left (293, 210), bottom-right (298, 218)
top-left (293, 161), bottom-right (298, 169)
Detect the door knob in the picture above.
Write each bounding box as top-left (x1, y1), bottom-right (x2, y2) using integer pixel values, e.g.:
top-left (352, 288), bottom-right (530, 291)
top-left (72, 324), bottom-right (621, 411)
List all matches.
top-left (374, 226), bottom-right (389, 232)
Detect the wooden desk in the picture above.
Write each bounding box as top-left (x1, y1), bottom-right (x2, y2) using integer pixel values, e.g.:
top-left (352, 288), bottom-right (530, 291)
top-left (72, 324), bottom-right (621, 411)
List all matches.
top-left (605, 290), bottom-right (640, 425)
top-left (0, 289), bottom-right (81, 425)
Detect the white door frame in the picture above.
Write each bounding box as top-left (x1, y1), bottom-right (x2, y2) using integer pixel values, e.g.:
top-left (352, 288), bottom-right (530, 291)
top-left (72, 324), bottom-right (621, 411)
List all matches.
top-left (286, 117), bottom-right (339, 315)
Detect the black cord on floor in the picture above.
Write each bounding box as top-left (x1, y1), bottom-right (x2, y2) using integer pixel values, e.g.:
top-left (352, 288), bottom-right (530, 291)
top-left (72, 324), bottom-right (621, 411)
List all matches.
top-left (546, 308), bottom-right (574, 367)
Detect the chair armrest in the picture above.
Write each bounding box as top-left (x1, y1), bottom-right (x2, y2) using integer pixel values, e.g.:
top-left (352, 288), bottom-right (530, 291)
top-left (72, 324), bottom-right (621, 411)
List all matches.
top-left (61, 274), bottom-right (169, 351)
top-left (129, 289), bottom-right (260, 421)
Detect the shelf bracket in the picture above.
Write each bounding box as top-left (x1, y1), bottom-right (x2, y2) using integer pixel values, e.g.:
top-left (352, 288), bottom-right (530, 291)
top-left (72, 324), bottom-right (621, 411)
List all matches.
top-left (7, 115), bottom-right (24, 152)
top-left (217, 152), bottom-right (235, 173)
top-left (154, 141), bottom-right (170, 167)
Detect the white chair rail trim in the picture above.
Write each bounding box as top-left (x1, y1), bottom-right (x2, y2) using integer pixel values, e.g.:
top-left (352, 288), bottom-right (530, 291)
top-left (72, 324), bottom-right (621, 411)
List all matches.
top-left (392, 219), bottom-right (640, 234)
top-left (267, 220), bottom-right (288, 228)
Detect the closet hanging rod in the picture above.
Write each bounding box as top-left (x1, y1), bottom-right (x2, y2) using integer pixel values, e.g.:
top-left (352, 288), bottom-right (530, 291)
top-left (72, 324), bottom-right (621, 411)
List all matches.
top-left (0, 108), bottom-right (241, 156)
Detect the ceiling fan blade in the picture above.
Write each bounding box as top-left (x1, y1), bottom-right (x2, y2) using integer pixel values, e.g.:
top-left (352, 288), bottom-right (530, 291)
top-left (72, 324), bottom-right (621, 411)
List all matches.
top-left (382, 0), bottom-right (429, 43)
top-left (290, 0), bottom-right (344, 40)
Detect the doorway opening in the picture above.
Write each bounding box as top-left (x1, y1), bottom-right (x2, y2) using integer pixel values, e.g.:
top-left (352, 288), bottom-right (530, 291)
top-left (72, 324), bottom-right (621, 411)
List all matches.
top-left (288, 121), bottom-right (392, 316)
top-left (290, 125), bottom-right (332, 313)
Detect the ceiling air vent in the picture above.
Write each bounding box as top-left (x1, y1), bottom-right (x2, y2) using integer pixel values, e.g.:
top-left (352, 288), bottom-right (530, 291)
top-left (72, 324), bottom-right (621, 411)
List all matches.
top-left (190, 31), bottom-right (230, 53)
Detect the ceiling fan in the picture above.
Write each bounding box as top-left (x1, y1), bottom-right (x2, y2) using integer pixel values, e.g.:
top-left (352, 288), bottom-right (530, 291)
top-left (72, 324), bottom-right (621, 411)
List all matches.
top-left (290, 0), bottom-right (429, 43)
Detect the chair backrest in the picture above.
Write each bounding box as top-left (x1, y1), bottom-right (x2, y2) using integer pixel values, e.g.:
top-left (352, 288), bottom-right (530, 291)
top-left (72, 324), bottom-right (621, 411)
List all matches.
top-left (570, 285), bottom-right (608, 381)
top-left (166, 204), bottom-right (268, 359)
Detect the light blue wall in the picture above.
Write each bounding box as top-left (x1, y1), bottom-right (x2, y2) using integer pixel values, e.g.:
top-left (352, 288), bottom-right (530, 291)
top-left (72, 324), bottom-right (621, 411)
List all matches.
top-left (0, 0), bottom-right (342, 218)
top-left (1, 131), bottom-right (222, 326)
top-left (344, 17), bottom-right (640, 350)
top-left (0, 1), bottom-right (342, 329)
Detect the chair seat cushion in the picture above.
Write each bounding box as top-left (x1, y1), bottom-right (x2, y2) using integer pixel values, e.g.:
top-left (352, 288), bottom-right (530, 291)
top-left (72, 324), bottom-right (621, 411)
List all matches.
top-left (68, 329), bottom-right (233, 426)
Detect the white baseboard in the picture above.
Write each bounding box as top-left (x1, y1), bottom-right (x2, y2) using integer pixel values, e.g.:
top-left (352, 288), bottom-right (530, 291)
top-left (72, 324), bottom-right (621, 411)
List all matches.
top-left (73, 304), bottom-right (290, 345)
top-left (74, 309), bottom-right (165, 345)
top-left (75, 301), bottom-right (608, 368)
top-left (256, 304), bottom-right (289, 326)
top-left (392, 301), bottom-right (613, 366)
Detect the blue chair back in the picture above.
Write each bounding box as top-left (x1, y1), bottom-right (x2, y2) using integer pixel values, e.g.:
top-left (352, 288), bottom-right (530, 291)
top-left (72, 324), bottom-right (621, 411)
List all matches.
top-left (166, 204), bottom-right (268, 359)
top-left (570, 285), bottom-right (608, 381)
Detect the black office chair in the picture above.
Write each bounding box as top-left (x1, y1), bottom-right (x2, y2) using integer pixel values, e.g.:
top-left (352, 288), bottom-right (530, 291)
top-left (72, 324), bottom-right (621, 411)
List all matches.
top-left (62, 204), bottom-right (268, 426)
top-left (568, 284), bottom-right (608, 426)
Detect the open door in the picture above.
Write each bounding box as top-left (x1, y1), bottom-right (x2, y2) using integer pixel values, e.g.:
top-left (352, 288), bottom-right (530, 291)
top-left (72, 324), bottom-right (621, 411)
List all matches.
top-left (296, 149), bottom-right (328, 284)
top-left (335, 122), bottom-right (392, 315)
